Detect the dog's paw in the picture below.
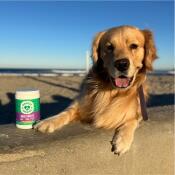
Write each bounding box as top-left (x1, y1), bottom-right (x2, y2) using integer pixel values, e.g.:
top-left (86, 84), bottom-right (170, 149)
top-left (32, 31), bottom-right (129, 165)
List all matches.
top-left (34, 119), bottom-right (56, 133)
top-left (111, 135), bottom-right (133, 155)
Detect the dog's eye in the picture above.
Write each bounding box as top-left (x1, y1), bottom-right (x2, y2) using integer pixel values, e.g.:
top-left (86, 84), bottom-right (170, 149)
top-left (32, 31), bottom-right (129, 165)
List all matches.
top-left (130, 43), bottom-right (138, 49)
top-left (106, 44), bottom-right (114, 52)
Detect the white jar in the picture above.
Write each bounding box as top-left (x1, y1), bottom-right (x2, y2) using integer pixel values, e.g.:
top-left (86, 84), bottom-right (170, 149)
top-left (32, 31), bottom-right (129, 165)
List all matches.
top-left (15, 88), bottom-right (40, 129)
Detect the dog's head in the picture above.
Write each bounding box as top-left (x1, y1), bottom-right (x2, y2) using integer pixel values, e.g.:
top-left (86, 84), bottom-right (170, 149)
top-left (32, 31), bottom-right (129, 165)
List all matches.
top-left (92, 26), bottom-right (157, 89)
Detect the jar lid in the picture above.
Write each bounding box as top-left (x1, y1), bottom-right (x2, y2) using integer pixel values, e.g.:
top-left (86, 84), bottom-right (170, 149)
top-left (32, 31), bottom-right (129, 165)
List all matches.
top-left (15, 88), bottom-right (40, 99)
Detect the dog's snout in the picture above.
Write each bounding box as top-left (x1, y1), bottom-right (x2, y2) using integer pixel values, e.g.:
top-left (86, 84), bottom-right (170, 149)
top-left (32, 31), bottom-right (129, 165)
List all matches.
top-left (114, 58), bottom-right (130, 72)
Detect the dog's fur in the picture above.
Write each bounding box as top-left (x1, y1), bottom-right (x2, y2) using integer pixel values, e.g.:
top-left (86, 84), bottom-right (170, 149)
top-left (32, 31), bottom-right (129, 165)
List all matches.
top-left (35, 26), bottom-right (157, 155)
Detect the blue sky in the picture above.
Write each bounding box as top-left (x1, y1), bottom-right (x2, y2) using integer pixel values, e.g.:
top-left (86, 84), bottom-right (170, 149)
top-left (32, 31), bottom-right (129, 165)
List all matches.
top-left (0, 1), bottom-right (174, 70)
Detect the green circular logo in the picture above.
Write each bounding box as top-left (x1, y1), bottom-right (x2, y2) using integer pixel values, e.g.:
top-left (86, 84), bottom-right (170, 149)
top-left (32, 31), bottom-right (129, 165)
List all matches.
top-left (20, 101), bottom-right (34, 114)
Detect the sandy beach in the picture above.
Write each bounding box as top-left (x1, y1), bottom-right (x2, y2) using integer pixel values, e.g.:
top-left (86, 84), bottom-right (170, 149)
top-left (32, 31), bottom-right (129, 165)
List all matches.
top-left (0, 75), bottom-right (174, 175)
top-left (0, 75), bottom-right (173, 124)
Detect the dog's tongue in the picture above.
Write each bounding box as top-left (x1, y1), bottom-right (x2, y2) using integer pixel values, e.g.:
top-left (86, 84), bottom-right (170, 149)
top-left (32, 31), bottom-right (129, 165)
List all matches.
top-left (115, 78), bottom-right (130, 88)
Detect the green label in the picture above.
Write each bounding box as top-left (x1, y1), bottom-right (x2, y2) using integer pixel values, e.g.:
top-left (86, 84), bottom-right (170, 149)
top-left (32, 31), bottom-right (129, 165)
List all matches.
top-left (16, 98), bottom-right (40, 113)
top-left (16, 121), bottom-right (36, 125)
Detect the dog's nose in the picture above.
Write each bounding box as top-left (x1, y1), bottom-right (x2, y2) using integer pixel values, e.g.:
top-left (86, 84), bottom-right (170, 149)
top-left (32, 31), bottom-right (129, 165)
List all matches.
top-left (114, 58), bottom-right (130, 72)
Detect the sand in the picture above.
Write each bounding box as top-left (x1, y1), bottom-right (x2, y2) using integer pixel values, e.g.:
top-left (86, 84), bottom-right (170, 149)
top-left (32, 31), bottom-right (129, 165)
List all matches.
top-left (0, 75), bottom-right (174, 175)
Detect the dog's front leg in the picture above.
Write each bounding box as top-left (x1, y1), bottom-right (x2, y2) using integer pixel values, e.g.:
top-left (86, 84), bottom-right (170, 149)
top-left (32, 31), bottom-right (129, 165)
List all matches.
top-left (111, 119), bottom-right (138, 155)
top-left (34, 101), bottom-right (80, 133)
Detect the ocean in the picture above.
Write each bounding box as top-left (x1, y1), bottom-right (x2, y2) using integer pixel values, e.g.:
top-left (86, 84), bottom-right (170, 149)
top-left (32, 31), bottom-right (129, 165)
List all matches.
top-left (0, 68), bottom-right (174, 76)
top-left (0, 68), bottom-right (87, 76)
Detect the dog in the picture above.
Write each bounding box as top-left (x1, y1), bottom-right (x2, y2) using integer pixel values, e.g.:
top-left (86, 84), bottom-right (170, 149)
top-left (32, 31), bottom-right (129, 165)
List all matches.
top-left (35, 25), bottom-right (157, 155)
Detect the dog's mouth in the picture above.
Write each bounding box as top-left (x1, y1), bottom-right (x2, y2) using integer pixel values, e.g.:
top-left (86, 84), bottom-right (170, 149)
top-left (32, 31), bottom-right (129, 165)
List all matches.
top-left (110, 75), bottom-right (134, 88)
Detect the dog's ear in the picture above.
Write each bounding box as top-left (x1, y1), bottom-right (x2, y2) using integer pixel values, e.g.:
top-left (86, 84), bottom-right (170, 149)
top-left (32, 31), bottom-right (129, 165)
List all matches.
top-left (142, 30), bottom-right (157, 71)
top-left (91, 31), bottom-right (106, 63)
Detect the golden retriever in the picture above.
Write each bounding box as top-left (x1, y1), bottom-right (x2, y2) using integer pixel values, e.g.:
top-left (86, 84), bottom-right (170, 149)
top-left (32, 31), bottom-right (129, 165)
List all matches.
top-left (35, 25), bottom-right (157, 155)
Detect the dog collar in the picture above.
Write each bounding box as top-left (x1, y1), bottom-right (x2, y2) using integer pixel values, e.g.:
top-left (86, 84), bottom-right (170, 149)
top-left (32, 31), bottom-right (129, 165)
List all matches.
top-left (138, 85), bottom-right (148, 121)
